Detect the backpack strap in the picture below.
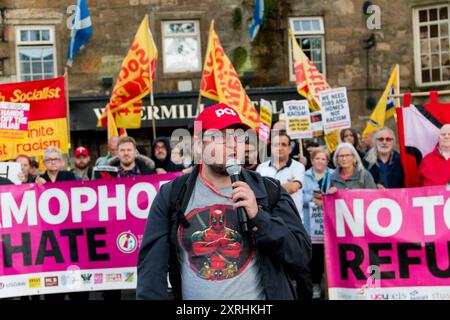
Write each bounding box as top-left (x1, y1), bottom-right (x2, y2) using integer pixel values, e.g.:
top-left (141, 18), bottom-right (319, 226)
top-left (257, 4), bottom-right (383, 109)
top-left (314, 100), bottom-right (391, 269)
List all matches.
top-left (168, 173), bottom-right (192, 229)
top-left (261, 176), bottom-right (281, 211)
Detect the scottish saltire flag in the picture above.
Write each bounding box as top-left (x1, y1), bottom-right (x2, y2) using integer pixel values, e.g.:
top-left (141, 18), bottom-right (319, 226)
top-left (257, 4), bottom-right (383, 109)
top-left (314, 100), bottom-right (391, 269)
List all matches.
top-left (67, 0), bottom-right (93, 67)
top-left (249, 0), bottom-right (264, 41)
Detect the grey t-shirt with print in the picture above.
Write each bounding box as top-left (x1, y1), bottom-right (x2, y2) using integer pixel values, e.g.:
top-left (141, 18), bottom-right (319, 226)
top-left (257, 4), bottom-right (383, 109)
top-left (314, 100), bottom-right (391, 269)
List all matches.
top-left (178, 176), bottom-right (266, 300)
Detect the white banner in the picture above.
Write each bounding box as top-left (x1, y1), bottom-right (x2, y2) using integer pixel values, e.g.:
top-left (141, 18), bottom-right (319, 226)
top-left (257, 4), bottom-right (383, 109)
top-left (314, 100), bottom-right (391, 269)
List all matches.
top-left (319, 87), bottom-right (351, 134)
top-left (283, 100), bottom-right (312, 139)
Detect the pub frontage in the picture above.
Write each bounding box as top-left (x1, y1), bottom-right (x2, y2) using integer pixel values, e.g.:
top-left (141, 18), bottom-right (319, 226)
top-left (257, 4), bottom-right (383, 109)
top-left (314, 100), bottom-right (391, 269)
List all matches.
top-left (69, 87), bottom-right (302, 159)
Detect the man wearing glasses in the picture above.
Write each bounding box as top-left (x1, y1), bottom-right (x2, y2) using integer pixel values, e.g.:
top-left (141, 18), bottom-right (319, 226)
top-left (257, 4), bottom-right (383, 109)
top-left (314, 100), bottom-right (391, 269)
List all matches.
top-left (36, 146), bottom-right (76, 185)
top-left (137, 103), bottom-right (311, 300)
top-left (363, 127), bottom-right (404, 189)
top-left (35, 146), bottom-right (89, 300)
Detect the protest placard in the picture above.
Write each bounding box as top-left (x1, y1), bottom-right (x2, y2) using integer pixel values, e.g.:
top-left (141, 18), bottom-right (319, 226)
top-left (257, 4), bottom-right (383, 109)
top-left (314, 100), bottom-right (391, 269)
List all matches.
top-left (310, 111), bottom-right (324, 137)
top-left (0, 162), bottom-right (22, 184)
top-left (259, 99), bottom-right (273, 143)
top-left (0, 77), bottom-right (68, 160)
top-left (309, 202), bottom-right (324, 244)
top-left (0, 102), bottom-right (30, 141)
top-left (323, 186), bottom-right (450, 300)
top-left (319, 87), bottom-right (351, 134)
top-left (0, 173), bottom-right (181, 298)
top-left (283, 100), bottom-right (312, 139)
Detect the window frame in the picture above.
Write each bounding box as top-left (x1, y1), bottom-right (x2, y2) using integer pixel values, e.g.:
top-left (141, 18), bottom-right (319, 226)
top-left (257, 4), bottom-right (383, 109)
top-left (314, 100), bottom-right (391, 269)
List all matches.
top-left (412, 4), bottom-right (450, 87)
top-left (161, 19), bottom-right (202, 74)
top-left (288, 17), bottom-right (326, 82)
top-left (15, 25), bottom-right (57, 82)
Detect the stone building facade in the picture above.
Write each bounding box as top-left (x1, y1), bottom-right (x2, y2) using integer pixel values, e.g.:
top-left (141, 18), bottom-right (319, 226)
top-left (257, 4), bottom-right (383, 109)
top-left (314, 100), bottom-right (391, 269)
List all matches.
top-left (0, 0), bottom-right (449, 157)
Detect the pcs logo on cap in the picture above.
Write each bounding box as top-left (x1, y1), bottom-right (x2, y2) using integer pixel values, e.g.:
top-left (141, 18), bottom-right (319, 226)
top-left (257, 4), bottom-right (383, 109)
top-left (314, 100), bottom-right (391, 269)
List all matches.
top-left (215, 107), bottom-right (237, 118)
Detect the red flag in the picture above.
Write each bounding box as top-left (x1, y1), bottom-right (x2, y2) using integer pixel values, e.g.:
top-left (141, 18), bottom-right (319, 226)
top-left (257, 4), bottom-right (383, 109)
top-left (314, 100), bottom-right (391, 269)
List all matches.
top-left (396, 91), bottom-right (450, 187)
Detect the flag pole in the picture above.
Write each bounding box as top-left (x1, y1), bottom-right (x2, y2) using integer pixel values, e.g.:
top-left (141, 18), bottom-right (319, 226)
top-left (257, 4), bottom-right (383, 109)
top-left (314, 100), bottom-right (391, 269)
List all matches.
top-left (147, 14), bottom-right (157, 141)
top-left (389, 89), bottom-right (450, 98)
top-left (149, 70), bottom-right (156, 140)
top-left (196, 20), bottom-right (214, 119)
top-left (395, 64), bottom-right (401, 108)
top-left (297, 138), bottom-right (304, 159)
top-left (64, 67), bottom-right (71, 151)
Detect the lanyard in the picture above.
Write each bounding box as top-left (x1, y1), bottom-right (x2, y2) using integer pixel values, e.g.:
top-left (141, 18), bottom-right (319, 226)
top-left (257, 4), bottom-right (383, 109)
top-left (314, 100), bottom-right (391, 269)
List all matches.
top-left (320, 171), bottom-right (328, 192)
top-left (314, 170), bottom-right (328, 192)
top-left (199, 164), bottom-right (233, 199)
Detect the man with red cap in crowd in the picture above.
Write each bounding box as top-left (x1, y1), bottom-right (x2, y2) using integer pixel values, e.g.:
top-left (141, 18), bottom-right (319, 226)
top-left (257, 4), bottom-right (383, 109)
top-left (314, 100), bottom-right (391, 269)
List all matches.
top-left (71, 146), bottom-right (93, 181)
top-left (137, 103), bottom-right (311, 300)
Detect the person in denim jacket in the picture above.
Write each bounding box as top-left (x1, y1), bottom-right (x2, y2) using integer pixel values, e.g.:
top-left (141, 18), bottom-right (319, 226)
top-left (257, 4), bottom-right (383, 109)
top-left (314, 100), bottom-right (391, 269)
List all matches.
top-left (302, 147), bottom-right (333, 299)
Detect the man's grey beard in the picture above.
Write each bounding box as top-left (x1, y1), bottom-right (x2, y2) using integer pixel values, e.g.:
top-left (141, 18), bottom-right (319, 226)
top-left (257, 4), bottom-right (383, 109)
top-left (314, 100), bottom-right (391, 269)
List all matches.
top-left (377, 146), bottom-right (392, 154)
top-left (208, 163), bottom-right (228, 176)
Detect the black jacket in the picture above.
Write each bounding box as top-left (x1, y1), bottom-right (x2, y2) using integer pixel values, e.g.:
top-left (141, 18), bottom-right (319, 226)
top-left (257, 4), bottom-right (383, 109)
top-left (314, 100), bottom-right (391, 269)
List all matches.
top-left (364, 151), bottom-right (405, 188)
top-left (41, 170), bottom-right (76, 182)
top-left (151, 137), bottom-right (185, 172)
top-left (136, 165), bottom-right (312, 300)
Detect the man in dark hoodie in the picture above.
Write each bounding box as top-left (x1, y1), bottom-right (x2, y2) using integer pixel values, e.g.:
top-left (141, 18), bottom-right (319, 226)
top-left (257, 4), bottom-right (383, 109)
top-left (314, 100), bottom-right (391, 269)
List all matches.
top-left (152, 137), bottom-right (186, 173)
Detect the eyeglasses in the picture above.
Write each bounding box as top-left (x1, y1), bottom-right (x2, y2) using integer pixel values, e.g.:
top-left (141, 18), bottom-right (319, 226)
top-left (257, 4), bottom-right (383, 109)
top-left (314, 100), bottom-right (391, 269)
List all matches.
top-left (44, 158), bottom-right (61, 163)
top-left (337, 154), bottom-right (353, 159)
top-left (376, 137), bottom-right (394, 142)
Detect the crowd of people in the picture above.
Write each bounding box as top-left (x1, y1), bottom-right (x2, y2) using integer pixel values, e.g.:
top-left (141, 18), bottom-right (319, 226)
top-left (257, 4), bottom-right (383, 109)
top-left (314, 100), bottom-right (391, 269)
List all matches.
top-left (2, 102), bottom-right (449, 301)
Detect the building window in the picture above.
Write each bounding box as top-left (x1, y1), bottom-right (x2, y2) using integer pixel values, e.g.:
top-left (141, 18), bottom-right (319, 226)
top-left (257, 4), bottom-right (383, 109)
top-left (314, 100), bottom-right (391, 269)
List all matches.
top-left (162, 20), bottom-right (201, 73)
top-left (413, 5), bottom-right (450, 86)
top-left (289, 17), bottom-right (326, 81)
top-left (15, 26), bottom-right (57, 81)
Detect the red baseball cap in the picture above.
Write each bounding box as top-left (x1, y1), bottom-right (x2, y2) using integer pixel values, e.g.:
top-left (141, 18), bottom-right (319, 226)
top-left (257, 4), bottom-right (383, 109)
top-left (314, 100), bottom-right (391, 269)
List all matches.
top-left (194, 103), bottom-right (250, 135)
top-left (75, 146), bottom-right (90, 157)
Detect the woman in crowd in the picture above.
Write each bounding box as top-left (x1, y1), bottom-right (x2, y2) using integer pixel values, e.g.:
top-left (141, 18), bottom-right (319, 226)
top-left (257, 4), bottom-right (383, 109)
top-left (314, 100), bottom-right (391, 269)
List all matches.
top-left (329, 142), bottom-right (376, 192)
top-left (302, 147), bottom-right (334, 299)
top-left (329, 128), bottom-right (364, 169)
top-left (15, 154), bottom-right (37, 184)
top-left (340, 128), bottom-right (365, 158)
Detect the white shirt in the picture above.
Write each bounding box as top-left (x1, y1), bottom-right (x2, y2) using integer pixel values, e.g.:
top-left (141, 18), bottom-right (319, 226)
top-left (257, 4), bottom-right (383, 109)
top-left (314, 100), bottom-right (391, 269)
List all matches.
top-left (256, 158), bottom-right (305, 220)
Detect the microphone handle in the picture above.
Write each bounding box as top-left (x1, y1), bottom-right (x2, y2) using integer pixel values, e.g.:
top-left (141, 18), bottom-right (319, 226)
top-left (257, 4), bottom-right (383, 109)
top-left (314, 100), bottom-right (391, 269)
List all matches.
top-left (230, 174), bottom-right (249, 232)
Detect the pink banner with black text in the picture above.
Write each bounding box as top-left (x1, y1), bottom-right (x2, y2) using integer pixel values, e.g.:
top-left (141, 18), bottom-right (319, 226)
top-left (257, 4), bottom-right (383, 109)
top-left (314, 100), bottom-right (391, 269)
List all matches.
top-left (0, 173), bottom-right (181, 298)
top-left (323, 185), bottom-right (450, 300)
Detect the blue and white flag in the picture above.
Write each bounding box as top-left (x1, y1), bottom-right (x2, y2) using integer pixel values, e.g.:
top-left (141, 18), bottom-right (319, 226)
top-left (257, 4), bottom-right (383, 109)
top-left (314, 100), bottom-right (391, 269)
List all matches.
top-left (67, 0), bottom-right (93, 67)
top-left (249, 0), bottom-right (264, 42)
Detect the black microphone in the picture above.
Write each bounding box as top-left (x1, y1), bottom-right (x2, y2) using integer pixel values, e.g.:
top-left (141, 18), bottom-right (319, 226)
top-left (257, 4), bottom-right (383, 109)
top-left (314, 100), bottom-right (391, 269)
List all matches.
top-left (226, 159), bottom-right (249, 232)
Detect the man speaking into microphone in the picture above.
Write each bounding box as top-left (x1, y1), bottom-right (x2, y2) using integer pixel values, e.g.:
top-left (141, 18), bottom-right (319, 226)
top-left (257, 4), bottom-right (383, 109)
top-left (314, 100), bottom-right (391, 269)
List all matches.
top-left (137, 103), bottom-right (311, 300)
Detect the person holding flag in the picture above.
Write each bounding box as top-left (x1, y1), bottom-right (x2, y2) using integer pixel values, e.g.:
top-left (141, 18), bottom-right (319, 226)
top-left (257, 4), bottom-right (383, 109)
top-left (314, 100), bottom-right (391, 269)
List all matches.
top-left (67, 0), bottom-right (93, 67)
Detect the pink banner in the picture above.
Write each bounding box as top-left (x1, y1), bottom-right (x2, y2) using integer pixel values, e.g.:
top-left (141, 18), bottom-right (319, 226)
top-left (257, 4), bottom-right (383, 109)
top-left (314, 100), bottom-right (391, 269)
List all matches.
top-left (0, 173), bottom-right (181, 298)
top-left (323, 185), bottom-right (450, 300)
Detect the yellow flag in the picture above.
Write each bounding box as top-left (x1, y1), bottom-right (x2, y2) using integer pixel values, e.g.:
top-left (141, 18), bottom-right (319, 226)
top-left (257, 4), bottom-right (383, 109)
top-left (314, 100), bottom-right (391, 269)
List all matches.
top-left (98, 15), bottom-right (157, 128)
top-left (200, 20), bottom-right (260, 129)
top-left (325, 129), bottom-right (340, 153)
top-left (362, 65), bottom-right (399, 138)
top-left (107, 107), bottom-right (119, 140)
top-left (290, 29), bottom-right (331, 112)
top-left (119, 128), bottom-right (128, 137)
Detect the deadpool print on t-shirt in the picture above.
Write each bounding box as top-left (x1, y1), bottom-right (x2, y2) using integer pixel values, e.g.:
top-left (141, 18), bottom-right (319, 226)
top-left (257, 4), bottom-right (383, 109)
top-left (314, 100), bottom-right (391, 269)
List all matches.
top-left (178, 204), bottom-right (255, 281)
